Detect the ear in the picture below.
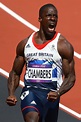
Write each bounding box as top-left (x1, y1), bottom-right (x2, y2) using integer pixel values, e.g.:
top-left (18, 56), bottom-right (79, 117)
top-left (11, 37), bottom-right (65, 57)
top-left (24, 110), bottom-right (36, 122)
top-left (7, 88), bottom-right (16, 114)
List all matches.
top-left (38, 17), bottom-right (42, 22)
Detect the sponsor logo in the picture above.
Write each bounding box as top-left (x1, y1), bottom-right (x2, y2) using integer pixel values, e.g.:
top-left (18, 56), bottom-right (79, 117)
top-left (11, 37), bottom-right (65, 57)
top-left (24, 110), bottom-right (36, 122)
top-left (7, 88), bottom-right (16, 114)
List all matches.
top-left (20, 90), bottom-right (29, 100)
top-left (26, 44), bottom-right (31, 48)
top-left (30, 101), bottom-right (37, 105)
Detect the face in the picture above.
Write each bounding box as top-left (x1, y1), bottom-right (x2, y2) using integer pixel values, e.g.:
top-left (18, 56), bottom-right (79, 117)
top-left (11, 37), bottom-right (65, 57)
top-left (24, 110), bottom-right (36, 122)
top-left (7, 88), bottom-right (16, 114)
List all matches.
top-left (39, 6), bottom-right (58, 36)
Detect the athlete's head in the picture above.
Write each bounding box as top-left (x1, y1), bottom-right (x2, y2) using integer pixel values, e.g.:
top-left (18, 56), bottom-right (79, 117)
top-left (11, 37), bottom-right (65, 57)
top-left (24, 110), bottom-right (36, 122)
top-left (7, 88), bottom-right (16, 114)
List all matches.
top-left (38, 3), bottom-right (58, 36)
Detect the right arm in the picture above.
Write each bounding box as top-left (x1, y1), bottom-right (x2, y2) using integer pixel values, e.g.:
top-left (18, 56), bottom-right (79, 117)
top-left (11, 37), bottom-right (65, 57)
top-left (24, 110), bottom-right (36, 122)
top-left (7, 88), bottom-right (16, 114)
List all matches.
top-left (6, 39), bottom-right (27, 106)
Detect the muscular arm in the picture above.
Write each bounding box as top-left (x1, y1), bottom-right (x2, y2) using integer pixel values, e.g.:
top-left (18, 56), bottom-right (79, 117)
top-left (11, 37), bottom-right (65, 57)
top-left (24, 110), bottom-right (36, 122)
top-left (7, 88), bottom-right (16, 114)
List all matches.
top-left (6, 39), bottom-right (27, 105)
top-left (58, 58), bottom-right (75, 96)
top-left (58, 35), bottom-right (76, 96)
top-left (47, 35), bottom-right (76, 101)
top-left (8, 55), bottom-right (25, 96)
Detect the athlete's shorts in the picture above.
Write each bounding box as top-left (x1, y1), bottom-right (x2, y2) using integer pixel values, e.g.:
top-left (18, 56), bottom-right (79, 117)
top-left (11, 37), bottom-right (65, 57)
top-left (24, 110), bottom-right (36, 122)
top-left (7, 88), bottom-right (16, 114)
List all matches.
top-left (20, 86), bottom-right (60, 122)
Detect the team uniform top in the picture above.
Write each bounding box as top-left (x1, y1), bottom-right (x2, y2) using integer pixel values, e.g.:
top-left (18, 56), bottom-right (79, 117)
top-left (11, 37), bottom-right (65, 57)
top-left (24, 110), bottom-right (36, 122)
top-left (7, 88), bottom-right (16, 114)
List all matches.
top-left (24, 32), bottom-right (63, 91)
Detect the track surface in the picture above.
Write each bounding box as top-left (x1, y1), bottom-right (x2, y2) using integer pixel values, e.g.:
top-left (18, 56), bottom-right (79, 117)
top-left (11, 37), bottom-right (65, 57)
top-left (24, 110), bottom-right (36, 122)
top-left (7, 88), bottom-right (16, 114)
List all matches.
top-left (0, 0), bottom-right (81, 121)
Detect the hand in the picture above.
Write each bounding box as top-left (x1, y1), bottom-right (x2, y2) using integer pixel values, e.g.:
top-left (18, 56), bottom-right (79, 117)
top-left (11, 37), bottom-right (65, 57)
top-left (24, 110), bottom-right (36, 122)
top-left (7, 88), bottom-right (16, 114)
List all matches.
top-left (47, 91), bottom-right (60, 102)
top-left (6, 95), bottom-right (17, 106)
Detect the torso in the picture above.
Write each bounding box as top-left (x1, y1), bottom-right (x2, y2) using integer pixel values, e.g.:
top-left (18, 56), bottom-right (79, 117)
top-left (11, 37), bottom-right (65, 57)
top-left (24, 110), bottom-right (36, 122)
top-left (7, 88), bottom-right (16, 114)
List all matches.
top-left (24, 32), bottom-right (63, 90)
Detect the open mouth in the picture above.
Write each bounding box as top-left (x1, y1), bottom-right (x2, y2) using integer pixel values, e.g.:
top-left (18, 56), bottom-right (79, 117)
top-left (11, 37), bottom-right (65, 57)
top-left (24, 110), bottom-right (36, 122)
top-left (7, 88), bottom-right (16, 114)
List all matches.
top-left (48, 24), bottom-right (55, 32)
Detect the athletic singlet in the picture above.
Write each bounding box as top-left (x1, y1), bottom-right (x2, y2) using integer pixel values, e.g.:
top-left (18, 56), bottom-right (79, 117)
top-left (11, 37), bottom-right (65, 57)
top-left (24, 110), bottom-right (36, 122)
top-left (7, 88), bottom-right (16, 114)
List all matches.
top-left (24, 32), bottom-right (63, 90)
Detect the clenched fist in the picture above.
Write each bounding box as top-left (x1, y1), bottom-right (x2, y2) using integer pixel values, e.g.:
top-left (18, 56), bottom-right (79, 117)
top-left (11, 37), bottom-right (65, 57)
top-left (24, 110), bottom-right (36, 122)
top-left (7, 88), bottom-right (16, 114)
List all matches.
top-left (47, 91), bottom-right (60, 102)
top-left (6, 95), bottom-right (17, 106)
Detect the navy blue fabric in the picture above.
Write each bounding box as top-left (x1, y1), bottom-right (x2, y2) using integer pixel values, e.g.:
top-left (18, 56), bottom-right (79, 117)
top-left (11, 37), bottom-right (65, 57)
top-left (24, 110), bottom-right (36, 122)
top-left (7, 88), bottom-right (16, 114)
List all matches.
top-left (20, 87), bottom-right (60, 122)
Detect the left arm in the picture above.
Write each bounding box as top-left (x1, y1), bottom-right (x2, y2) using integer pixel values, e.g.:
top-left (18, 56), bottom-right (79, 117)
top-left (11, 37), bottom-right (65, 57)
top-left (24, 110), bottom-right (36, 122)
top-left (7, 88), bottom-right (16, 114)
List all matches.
top-left (47, 35), bottom-right (76, 101)
top-left (58, 58), bottom-right (75, 96)
top-left (58, 35), bottom-right (76, 96)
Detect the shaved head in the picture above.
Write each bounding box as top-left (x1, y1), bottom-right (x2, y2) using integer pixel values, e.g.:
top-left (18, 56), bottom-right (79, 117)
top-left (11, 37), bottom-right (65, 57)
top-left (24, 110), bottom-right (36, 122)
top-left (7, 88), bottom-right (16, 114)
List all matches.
top-left (39, 3), bottom-right (58, 17)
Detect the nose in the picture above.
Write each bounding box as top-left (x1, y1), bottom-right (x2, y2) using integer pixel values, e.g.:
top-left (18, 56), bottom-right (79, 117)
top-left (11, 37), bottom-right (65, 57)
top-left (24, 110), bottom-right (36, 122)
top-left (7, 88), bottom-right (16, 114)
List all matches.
top-left (50, 15), bottom-right (55, 20)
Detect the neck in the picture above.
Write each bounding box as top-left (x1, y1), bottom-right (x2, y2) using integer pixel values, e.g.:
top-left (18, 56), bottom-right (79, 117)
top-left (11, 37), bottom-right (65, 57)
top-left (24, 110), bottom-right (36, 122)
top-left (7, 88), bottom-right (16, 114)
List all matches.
top-left (34, 30), bottom-right (56, 44)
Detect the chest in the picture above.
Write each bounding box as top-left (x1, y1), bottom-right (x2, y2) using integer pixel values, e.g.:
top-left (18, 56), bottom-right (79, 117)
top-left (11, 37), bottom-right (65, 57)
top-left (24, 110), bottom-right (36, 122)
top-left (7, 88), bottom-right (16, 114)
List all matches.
top-left (24, 40), bottom-right (61, 64)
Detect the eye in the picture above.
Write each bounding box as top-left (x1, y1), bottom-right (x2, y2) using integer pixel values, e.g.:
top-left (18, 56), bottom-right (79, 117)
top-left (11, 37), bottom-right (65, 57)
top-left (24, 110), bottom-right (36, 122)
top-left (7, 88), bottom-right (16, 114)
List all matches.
top-left (53, 14), bottom-right (58, 18)
top-left (46, 14), bottom-right (51, 18)
top-left (46, 14), bottom-right (58, 19)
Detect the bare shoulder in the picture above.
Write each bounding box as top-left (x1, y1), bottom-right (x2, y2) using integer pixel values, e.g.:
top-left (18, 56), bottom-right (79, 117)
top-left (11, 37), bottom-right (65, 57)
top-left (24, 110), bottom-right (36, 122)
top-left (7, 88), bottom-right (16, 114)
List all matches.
top-left (58, 34), bottom-right (74, 62)
top-left (16, 37), bottom-right (29, 56)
